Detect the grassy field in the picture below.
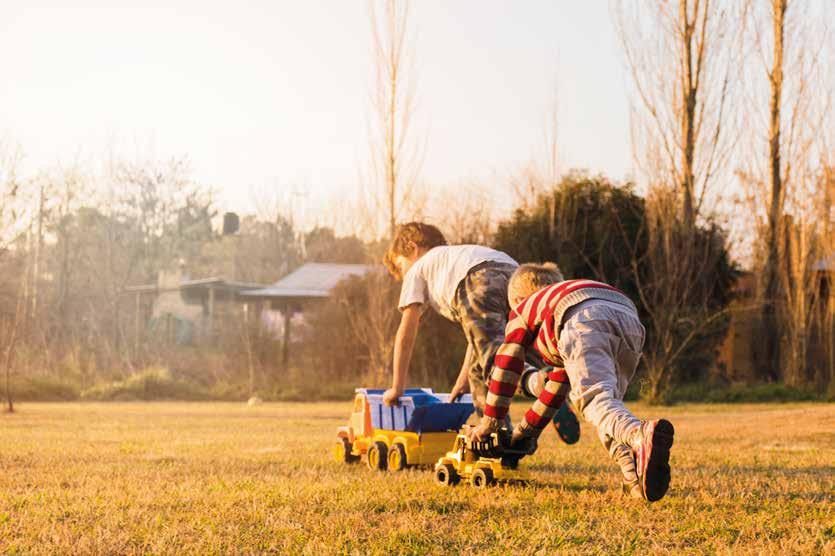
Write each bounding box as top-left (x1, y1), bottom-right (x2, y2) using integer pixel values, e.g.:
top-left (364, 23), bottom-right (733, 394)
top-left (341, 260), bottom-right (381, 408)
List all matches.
top-left (1, 401), bottom-right (833, 554)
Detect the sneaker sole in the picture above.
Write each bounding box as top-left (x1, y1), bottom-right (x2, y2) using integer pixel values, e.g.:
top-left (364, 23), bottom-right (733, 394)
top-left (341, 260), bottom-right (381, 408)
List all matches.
top-left (551, 405), bottom-right (580, 445)
top-left (644, 419), bottom-right (675, 502)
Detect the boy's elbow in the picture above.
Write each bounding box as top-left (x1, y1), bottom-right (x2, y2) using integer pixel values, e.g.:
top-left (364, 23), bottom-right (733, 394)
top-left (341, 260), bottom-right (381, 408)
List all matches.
top-left (401, 304), bottom-right (423, 325)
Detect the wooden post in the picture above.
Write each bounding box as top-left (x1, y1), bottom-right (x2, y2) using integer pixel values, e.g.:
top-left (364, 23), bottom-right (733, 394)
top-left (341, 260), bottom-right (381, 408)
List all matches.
top-left (134, 291), bottom-right (141, 354)
top-left (254, 300), bottom-right (263, 337)
top-left (207, 286), bottom-right (215, 337)
top-left (282, 303), bottom-right (291, 366)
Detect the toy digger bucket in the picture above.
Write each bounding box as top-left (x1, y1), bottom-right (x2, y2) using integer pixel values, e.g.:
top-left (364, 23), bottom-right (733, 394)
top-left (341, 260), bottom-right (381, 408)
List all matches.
top-left (465, 433), bottom-right (503, 459)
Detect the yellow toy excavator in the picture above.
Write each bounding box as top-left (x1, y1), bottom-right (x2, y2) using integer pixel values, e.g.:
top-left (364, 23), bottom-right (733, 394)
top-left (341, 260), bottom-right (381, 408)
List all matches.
top-left (434, 425), bottom-right (531, 488)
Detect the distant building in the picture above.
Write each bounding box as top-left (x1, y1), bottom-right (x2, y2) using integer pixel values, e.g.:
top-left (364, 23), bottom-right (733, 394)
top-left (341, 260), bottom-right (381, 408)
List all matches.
top-left (125, 266), bottom-right (265, 344)
top-left (242, 263), bottom-right (374, 363)
top-left (125, 262), bottom-right (374, 362)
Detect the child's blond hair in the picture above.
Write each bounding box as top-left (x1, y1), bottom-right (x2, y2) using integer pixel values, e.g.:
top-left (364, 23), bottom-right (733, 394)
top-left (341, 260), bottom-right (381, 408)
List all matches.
top-left (383, 222), bottom-right (448, 279)
top-left (508, 262), bottom-right (564, 303)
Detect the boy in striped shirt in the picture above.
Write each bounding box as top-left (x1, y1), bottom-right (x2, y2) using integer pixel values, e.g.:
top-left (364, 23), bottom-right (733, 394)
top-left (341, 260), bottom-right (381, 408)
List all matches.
top-left (468, 263), bottom-right (675, 502)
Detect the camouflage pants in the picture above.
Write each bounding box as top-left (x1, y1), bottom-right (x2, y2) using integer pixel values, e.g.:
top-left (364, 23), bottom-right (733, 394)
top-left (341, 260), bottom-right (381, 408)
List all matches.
top-left (449, 262), bottom-right (517, 414)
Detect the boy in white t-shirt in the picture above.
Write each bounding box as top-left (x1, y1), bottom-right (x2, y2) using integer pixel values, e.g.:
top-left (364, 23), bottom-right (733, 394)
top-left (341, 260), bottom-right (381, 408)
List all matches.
top-left (381, 222), bottom-right (518, 414)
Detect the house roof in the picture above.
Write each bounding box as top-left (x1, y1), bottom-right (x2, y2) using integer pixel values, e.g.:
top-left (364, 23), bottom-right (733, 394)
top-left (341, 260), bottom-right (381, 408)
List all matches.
top-left (125, 277), bottom-right (264, 295)
top-left (242, 263), bottom-right (374, 299)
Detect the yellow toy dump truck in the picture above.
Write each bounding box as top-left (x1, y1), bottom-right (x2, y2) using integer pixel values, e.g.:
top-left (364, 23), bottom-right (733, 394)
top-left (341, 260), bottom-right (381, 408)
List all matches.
top-left (335, 388), bottom-right (474, 471)
top-left (434, 427), bottom-right (530, 488)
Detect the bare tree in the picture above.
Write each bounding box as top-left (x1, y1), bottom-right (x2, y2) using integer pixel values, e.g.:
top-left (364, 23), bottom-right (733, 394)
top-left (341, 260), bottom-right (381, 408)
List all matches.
top-left (630, 189), bottom-right (735, 401)
top-left (613, 0), bottom-right (742, 225)
top-left (738, 0), bottom-right (833, 383)
top-left (0, 141), bottom-right (27, 412)
top-left (0, 140), bottom-right (26, 253)
top-left (612, 1), bottom-right (744, 400)
top-left (1, 276), bottom-right (27, 413)
top-left (509, 77), bottom-right (560, 226)
top-left (430, 180), bottom-right (495, 245)
top-left (366, 0), bottom-right (424, 239)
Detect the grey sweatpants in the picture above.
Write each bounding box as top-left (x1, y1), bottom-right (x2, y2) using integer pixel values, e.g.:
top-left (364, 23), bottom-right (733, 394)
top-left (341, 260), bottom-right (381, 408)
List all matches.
top-left (558, 300), bottom-right (646, 455)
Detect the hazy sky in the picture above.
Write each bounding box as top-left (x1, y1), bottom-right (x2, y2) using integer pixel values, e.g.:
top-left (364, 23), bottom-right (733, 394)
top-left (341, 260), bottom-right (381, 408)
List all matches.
top-left (1, 1), bottom-right (631, 223)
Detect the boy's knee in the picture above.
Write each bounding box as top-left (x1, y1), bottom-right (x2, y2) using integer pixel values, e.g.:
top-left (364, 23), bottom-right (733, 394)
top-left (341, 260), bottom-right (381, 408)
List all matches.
top-left (570, 383), bottom-right (619, 419)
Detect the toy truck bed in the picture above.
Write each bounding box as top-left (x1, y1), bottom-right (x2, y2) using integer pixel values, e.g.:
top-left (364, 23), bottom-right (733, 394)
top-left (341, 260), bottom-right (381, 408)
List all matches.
top-left (335, 388), bottom-right (474, 471)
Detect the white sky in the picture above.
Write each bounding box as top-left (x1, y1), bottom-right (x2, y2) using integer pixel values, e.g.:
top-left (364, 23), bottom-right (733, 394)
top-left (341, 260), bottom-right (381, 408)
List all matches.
top-left (0, 1), bottom-right (632, 226)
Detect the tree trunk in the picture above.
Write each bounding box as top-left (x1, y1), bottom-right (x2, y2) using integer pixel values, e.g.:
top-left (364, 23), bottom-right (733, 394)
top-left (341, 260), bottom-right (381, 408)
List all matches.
top-left (3, 322), bottom-right (18, 413)
top-left (4, 356), bottom-right (12, 413)
top-left (761, 0), bottom-right (786, 382)
top-left (387, 18), bottom-right (398, 241)
top-left (31, 184), bottom-right (44, 318)
top-left (678, 0), bottom-right (697, 228)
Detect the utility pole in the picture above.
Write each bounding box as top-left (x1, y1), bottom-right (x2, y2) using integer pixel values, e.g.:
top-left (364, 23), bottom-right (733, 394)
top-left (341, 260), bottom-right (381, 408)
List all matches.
top-left (31, 183), bottom-right (44, 317)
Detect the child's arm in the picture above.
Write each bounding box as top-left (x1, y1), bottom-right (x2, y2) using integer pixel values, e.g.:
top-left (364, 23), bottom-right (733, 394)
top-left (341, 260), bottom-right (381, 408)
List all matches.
top-left (448, 343), bottom-right (473, 402)
top-left (467, 311), bottom-right (532, 440)
top-left (513, 367), bottom-right (570, 441)
top-left (383, 303), bottom-right (422, 406)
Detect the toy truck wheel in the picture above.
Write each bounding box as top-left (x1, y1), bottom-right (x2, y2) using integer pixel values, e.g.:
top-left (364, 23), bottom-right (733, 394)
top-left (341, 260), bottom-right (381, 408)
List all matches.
top-left (335, 437), bottom-right (360, 464)
top-left (471, 467), bottom-right (494, 488)
top-left (388, 443), bottom-right (407, 471)
top-left (434, 463), bottom-right (459, 486)
top-left (367, 441), bottom-right (388, 471)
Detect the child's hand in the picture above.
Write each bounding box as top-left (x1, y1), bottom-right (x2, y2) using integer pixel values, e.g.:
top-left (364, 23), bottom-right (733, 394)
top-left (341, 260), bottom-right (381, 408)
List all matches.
top-left (466, 416), bottom-right (499, 442)
top-left (383, 388), bottom-right (402, 407)
top-left (510, 424), bottom-right (538, 455)
top-left (449, 380), bottom-right (470, 402)
top-left (510, 426), bottom-right (526, 446)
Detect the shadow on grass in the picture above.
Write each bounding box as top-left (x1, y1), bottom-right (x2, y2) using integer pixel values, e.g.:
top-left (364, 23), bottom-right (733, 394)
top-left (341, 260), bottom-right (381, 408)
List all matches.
top-left (530, 461), bottom-right (612, 474)
top-left (531, 481), bottom-right (610, 494)
top-left (696, 464), bottom-right (835, 478)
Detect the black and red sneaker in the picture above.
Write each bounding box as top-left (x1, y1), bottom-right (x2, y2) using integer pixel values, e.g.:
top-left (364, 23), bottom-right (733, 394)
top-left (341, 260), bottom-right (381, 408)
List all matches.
top-left (632, 419), bottom-right (675, 502)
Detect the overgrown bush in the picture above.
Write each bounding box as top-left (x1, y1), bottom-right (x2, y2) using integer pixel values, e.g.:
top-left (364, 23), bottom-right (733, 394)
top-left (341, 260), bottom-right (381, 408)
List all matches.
top-left (12, 376), bottom-right (81, 401)
top-left (495, 171), bottom-right (648, 301)
top-left (493, 171), bottom-right (738, 403)
top-left (81, 367), bottom-right (210, 401)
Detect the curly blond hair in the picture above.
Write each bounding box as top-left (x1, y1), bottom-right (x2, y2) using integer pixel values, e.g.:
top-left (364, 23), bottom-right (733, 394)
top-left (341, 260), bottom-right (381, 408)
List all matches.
top-left (508, 262), bottom-right (564, 303)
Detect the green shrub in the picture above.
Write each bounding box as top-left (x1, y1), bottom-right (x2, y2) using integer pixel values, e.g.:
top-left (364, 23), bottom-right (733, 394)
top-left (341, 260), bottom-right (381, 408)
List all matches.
top-left (10, 376), bottom-right (81, 401)
top-left (206, 381), bottom-right (251, 401)
top-left (81, 367), bottom-right (210, 401)
top-left (265, 380), bottom-right (357, 402)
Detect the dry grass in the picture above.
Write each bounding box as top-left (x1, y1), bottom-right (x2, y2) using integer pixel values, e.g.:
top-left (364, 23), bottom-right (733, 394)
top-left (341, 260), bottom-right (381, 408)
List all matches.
top-left (1, 401), bottom-right (833, 554)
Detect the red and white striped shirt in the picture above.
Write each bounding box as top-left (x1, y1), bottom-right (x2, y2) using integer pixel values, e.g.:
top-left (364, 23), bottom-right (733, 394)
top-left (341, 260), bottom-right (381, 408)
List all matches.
top-left (484, 279), bottom-right (637, 430)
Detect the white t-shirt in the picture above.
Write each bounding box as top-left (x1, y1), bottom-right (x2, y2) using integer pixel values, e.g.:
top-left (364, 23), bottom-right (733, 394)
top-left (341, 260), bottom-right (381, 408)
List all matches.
top-left (398, 245), bottom-right (518, 320)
